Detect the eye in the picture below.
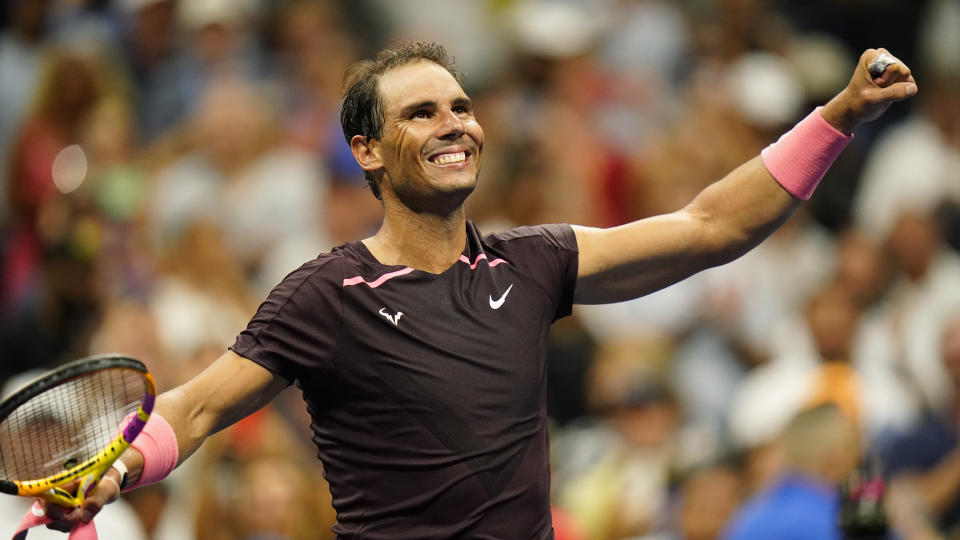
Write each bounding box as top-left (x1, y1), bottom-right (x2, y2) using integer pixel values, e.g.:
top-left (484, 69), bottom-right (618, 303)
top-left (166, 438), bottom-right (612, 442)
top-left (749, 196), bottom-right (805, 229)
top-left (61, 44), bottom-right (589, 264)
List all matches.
top-left (411, 109), bottom-right (431, 120)
top-left (452, 105), bottom-right (470, 115)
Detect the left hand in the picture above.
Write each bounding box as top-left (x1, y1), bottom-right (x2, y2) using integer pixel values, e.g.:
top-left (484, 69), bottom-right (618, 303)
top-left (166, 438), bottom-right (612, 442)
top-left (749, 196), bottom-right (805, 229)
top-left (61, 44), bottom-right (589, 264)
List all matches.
top-left (820, 48), bottom-right (917, 134)
top-left (40, 470), bottom-right (122, 532)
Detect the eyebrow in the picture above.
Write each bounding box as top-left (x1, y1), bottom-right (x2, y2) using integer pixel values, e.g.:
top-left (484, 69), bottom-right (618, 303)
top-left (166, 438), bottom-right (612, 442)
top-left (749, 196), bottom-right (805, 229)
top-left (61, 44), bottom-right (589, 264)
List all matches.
top-left (396, 96), bottom-right (473, 118)
top-left (397, 100), bottom-right (435, 118)
top-left (452, 96), bottom-right (473, 109)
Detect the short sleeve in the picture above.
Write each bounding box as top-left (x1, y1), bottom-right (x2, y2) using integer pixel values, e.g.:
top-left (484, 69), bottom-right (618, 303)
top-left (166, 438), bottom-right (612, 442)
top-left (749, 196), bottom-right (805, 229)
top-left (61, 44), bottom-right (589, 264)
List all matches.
top-left (487, 224), bottom-right (579, 321)
top-left (230, 255), bottom-right (343, 382)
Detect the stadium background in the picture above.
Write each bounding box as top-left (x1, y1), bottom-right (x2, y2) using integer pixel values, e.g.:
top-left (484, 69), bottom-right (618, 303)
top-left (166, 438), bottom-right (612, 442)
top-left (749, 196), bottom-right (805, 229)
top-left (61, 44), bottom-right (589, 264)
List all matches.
top-left (0, 0), bottom-right (959, 538)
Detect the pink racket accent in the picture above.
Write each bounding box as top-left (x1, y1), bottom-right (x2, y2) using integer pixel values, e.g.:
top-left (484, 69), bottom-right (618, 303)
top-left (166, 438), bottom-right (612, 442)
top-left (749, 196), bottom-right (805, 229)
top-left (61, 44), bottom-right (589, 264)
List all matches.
top-left (14, 501), bottom-right (96, 540)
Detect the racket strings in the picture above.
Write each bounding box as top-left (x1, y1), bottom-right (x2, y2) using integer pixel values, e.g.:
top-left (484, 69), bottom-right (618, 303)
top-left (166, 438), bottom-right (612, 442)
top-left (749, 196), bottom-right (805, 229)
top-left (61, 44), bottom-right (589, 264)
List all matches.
top-left (0, 369), bottom-right (146, 483)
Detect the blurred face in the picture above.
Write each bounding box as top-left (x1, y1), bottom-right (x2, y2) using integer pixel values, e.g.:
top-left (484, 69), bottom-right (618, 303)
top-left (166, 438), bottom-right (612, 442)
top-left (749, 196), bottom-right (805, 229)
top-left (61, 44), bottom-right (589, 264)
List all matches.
top-left (836, 232), bottom-right (884, 306)
top-left (679, 467), bottom-right (742, 540)
top-left (942, 319), bottom-right (960, 386)
top-left (808, 289), bottom-right (859, 362)
top-left (370, 61), bottom-right (484, 212)
top-left (888, 212), bottom-right (938, 281)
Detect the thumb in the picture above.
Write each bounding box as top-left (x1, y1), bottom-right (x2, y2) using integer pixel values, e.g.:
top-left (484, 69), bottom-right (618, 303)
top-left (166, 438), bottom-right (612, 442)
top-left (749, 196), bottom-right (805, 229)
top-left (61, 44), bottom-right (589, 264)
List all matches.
top-left (872, 80), bottom-right (919, 103)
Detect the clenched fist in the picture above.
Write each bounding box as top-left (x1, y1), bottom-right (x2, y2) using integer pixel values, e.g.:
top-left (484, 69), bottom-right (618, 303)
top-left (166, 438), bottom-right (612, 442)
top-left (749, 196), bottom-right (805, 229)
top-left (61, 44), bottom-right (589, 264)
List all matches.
top-left (820, 48), bottom-right (918, 134)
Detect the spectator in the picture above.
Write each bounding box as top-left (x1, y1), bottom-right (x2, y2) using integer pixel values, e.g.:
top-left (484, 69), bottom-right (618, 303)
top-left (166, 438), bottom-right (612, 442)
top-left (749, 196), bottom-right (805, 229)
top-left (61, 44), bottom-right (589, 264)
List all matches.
top-left (0, 0), bottom-right (52, 224)
top-left (635, 461), bottom-right (744, 540)
top-left (146, 77), bottom-right (330, 294)
top-left (115, 0), bottom-right (188, 143)
top-left (728, 280), bottom-right (918, 461)
top-left (554, 345), bottom-right (681, 540)
top-left (722, 403), bottom-right (860, 540)
top-left (880, 316), bottom-right (960, 536)
top-left (857, 209), bottom-right (960, 421)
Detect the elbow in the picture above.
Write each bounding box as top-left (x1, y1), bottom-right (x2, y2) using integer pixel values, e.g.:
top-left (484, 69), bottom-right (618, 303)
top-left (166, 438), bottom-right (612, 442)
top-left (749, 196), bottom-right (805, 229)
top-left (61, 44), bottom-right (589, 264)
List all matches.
top-left (697, 214), bottom-right (769, 269)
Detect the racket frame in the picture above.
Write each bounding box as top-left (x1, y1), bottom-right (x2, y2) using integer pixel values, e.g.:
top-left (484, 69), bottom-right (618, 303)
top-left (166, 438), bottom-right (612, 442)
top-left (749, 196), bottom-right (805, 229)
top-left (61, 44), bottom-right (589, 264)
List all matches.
top-left (0, 354), bottom-right (156, 507)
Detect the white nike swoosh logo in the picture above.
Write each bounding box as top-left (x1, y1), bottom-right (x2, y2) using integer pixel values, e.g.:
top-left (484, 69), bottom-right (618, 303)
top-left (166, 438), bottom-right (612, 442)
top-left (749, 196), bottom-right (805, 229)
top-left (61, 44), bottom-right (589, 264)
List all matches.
top-left (489, 284), bottom-right (514, 310)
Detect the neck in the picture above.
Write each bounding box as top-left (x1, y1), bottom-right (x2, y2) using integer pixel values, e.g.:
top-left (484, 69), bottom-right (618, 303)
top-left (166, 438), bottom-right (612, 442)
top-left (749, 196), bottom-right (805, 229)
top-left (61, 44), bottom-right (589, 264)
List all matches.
top-left (364, 203), bottom-right (467, 274)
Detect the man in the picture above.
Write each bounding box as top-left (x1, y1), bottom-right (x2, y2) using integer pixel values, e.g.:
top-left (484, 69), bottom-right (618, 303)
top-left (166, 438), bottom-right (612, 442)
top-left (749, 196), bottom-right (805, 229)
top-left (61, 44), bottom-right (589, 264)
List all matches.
top-left (721, 403), bottom-right (862, 540)
top-left (40, 42), bottom-right (915, 538)
top-left (880, 316), bottom-right (960, 536)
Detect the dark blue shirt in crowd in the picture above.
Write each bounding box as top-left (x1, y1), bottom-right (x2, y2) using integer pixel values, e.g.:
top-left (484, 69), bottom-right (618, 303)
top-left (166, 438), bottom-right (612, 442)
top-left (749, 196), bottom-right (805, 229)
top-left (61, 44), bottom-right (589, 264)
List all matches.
top-left (878, 410), bottom-right (960, 531)
top-left (722, 472), bottom-right (840, 540)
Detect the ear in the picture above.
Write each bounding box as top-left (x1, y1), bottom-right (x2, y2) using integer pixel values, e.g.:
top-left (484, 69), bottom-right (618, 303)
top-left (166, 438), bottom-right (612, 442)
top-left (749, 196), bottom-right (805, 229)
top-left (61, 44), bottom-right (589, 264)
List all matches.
top-left (350, 135), bottom-right (383, 174)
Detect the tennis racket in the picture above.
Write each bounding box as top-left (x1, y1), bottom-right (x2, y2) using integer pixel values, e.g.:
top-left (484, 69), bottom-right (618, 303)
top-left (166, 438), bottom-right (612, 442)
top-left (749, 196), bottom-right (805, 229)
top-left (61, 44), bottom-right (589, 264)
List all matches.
top-left (0, 354), bottom-right (155, 538)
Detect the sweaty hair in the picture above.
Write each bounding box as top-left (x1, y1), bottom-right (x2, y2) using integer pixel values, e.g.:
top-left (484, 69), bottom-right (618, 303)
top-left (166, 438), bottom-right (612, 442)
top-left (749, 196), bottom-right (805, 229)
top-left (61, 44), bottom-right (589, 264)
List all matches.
top-left (340, 41), bottom-right (463, 199)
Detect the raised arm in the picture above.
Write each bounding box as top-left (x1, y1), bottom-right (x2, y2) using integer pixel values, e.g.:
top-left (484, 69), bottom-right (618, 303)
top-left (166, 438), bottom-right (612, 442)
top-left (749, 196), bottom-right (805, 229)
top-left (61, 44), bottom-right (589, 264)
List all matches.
top-left (574, 48), bottom-right (917, 305)
top-left (44, 349), bottom-right (288, 528)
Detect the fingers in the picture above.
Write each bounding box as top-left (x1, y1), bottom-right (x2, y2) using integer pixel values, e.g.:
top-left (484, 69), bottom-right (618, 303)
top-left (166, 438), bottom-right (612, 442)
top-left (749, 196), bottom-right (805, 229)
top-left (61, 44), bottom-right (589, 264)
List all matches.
top-left (826, 47), bottom-right (917, 130)
top-left (864, 48), bottom-right (916, 88)
top-left (863, 48), bottom-right (917, 103)
top-left (870, 80), bottom-right (918, 103)
top-left (41, 474), bottom-right (121, 531)
top-left (868, 52), bottom-right (899, 79)
top-left (79, 475), bottom-right (122, 522)
top-left (41, 500), bottom-right (80, 532)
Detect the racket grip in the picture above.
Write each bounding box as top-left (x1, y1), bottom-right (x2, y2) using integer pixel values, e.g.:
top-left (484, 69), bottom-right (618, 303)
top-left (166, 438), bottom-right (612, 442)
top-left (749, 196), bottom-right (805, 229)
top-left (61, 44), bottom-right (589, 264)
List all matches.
top-left (13, 502), bottom-right (98, 540)
top-left (69, 519), bottom-right (97, 540)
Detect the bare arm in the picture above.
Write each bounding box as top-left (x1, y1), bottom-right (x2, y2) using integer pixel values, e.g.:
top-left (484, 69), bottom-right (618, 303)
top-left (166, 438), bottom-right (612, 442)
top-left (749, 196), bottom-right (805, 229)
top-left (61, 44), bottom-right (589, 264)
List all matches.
top-left (574, 48), bottom-right (917, 304)
top-left (574, 155), bottom-right (794, 304)
top-left (47, 350), bottom-right (288, 527)
top-left (897, 447), bottom-right (960, 519)
top-left (120, 349), bottom-right (289, 484)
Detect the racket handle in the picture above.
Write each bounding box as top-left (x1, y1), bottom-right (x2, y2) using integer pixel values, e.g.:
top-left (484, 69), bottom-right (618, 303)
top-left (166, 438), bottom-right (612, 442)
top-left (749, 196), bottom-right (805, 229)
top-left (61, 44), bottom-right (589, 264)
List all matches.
top-left (69, 519), bottom-right (97, 540)
top-left (13, 501), bottom-right (98, 540)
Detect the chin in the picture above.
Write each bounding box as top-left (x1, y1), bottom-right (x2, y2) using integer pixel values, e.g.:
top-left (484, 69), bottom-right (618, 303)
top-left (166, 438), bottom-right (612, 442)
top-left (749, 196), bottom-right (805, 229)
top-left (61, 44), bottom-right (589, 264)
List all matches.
top-left (432, 169), bottom-right (479, 195)
top-left (436, 180), bottom-right (477, 207)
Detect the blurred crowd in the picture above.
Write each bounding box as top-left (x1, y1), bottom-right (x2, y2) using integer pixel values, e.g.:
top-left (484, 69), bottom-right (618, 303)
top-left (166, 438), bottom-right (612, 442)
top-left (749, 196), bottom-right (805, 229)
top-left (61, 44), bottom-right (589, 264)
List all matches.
top-left (0, 0), bottom-right (959, 539)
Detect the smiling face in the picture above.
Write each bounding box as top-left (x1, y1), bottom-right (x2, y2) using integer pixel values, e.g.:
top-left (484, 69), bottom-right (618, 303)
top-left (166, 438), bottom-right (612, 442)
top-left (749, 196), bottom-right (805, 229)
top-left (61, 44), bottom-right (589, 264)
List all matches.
top-left (356, 60), bottom-right (484, 214)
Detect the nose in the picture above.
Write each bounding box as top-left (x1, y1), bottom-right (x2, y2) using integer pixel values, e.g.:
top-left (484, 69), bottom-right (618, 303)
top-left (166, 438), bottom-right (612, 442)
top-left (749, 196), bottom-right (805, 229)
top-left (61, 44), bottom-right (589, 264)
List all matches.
top-left (437, 108), bottom-right (465, 140)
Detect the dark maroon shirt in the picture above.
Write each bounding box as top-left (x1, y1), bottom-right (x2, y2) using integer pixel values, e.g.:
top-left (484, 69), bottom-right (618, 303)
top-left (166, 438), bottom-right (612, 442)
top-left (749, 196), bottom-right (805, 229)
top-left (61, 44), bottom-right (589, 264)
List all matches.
top-left (231, 221), bottom-right (578, 539)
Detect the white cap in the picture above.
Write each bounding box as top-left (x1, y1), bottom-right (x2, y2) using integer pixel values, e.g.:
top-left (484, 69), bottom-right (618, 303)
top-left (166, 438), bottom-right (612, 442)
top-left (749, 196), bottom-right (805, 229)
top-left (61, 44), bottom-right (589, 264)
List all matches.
top-left (117, 0), bottom-right (170, 14)
top-left (510, 0), bottom-right (603, 59)
top-left (725, 52), bottom-right (804, 129)
top-left (178, 0), bottom-right (249, 31)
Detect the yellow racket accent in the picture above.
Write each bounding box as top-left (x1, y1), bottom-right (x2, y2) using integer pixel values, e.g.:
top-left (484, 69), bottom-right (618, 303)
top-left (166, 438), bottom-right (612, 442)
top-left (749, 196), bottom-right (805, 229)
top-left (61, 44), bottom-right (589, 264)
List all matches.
top-left (14, 397), bottom-right (152, 507)
top-left (0, 357), bottom-right (156, 509)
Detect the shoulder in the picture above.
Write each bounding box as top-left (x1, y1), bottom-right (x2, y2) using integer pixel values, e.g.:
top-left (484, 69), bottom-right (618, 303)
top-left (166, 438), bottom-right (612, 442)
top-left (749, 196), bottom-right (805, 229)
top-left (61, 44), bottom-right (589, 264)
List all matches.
top-left (483, 223), bottom-right (578, 253)
top-left (259, 250), bottom-right (349, 313)
top-left (280, 250), bottom-right (345, 283)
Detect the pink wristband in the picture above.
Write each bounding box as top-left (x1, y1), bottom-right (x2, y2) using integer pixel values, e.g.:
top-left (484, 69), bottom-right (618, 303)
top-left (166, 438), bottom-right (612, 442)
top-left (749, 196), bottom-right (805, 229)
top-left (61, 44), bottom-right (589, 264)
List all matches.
top-left (126, 412), bottom-right (178, 491)
top-left (760, 107), bottom-right (852, 200)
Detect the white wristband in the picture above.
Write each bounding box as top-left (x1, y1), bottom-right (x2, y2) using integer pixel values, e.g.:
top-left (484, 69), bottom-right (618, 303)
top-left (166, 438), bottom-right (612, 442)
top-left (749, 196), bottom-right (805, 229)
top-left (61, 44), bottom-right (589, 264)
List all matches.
top-left (110, 459), bottom-right (129, 491)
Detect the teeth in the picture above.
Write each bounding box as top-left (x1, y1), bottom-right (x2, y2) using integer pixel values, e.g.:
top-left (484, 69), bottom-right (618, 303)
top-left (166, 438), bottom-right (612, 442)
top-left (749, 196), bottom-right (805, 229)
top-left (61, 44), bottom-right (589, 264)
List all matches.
top-left (434, 151), bottom-right (466, 165)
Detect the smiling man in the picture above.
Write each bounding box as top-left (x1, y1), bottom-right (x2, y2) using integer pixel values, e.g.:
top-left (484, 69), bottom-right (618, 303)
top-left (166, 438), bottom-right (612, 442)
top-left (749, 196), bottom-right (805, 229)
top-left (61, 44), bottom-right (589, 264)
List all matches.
top-left (35, 42), bottom-right (917, 539)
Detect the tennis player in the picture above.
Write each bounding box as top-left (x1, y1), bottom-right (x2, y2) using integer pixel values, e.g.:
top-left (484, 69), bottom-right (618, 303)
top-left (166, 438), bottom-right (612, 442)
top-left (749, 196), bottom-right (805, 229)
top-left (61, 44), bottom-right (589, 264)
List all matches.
top-left (41, 42), bottom-right (915, 539)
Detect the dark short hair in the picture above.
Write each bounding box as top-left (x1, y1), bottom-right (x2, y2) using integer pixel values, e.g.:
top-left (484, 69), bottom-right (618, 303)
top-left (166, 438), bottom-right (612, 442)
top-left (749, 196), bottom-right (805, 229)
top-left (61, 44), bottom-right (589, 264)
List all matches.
top-left (340, 41), bottom-right (463, 199)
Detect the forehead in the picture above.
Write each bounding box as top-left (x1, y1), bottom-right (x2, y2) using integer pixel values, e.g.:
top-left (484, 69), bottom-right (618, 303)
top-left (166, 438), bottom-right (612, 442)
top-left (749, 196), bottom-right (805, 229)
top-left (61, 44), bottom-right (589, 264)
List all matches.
top-left (378, 60), bottom-right (468, 114)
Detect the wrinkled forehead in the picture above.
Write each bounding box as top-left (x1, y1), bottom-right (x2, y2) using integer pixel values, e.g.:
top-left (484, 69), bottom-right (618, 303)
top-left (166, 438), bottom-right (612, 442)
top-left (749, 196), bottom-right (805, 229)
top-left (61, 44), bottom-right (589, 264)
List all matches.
top-left (377, 60), bottom-right (469, 115)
